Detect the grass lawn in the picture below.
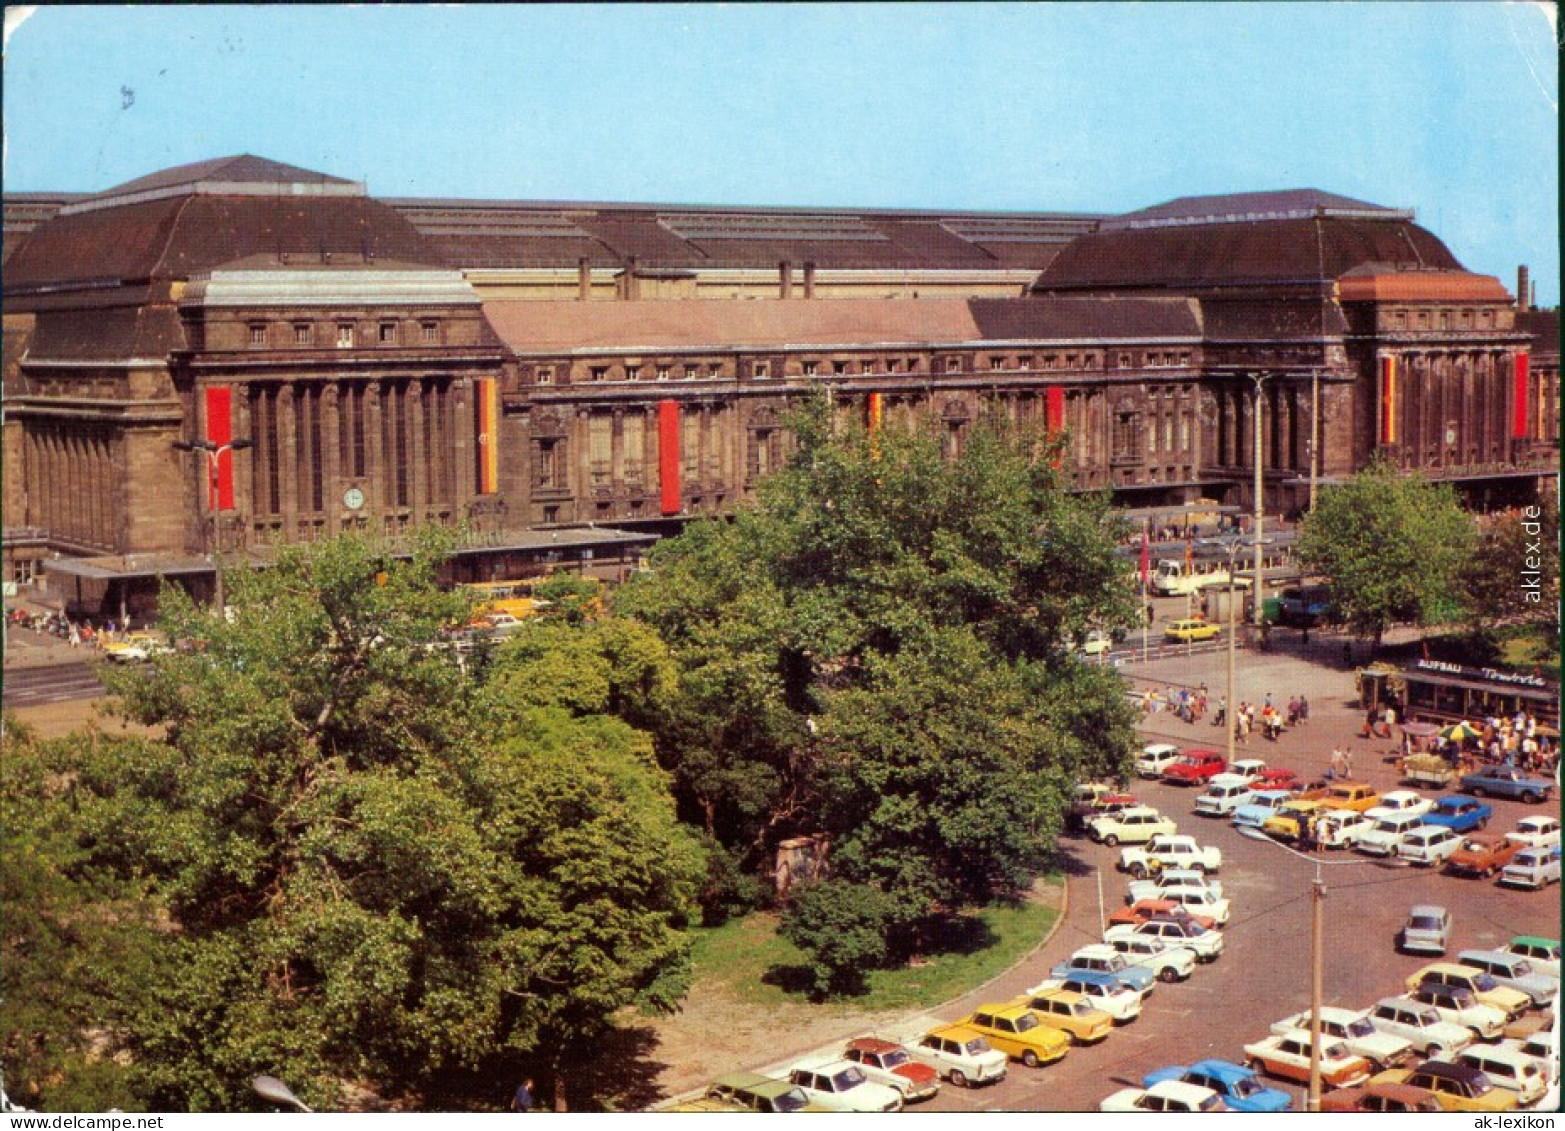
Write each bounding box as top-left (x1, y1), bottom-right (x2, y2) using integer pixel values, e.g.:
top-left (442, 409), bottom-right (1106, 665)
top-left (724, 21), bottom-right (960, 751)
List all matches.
top-left (688, 876), bottom-right (1062, 1014)
top-left (1498, 626), bottom-right (1559, 671)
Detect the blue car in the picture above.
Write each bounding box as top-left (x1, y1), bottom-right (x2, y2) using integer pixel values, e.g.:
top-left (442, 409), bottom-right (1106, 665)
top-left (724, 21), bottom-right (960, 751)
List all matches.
top-left (1232, 790), bottom-right (1295, 830)
top-left (1422, 795), bottom-right (1492, 833)
top-left (1143, 1060), bottom-right (1292, 1113)
top-left (1051, 953), bottom-right (1156, 995)
top-left (1460, 766), bottom-right (1554, 804)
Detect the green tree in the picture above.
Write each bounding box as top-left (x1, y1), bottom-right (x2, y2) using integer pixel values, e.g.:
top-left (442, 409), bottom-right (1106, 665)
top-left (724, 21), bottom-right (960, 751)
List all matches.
top-left (1297, 460), bottom-right (1477, 647)
top-left (777, 880), bottom-right (897, 998)
top-left (7, 533), bottom-right (702, 1112)
top-left (1458, 497), bottom-right (1559, 642)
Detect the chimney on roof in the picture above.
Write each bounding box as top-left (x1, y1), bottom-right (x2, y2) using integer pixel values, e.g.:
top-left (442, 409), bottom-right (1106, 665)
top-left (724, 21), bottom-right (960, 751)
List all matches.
top-left (803, 261), bottom-right (816, 299)
top-left (624, 256), bottom-right (639, 301)
top-left (1518, 266), bottom-right (1531, 312)
top-left (779, 261), bottom-right (793, 300)
top-left (578, 258), bottom-right (591, 302)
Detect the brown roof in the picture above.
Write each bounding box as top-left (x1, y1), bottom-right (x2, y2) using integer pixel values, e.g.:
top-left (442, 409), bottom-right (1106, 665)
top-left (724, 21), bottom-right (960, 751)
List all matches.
top-left (1517, 309), bottom-right (1560, 359)
top-left (968, 296), bottom-right (1202, 340)
top-left (84, 155), bottom-right (360, 202)
top-left (1336, 272), bottom-right (1512, 303)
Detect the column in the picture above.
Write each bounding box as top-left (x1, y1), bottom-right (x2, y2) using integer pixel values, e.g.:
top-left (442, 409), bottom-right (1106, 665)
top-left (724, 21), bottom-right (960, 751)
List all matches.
top-left (278, 385), bottom-right (299, 537)
top-left (409, 379), bottom-right (428, 518)
top-left (365, 380), bottom-right (384, 511)
top-left (322, 384), bottom-right (342, 534)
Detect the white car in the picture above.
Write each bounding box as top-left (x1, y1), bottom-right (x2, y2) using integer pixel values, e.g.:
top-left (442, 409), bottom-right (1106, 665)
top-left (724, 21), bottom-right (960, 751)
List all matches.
top-left (1106, 917), bottom-right (1224, 963)
top-left (1397, 824), bottom-right (1464, 866)
top-left (1269, 1006), bottom-right (1414, 1071)
top-left (1030, 973), bottom-right (1143, 1022)
top-left (1406, 982), bottom-right (1509, 1040)
top-left (1103, 935), bottom-right (1198, 983)
top-left (1503, 938), bottom-right (1561, 981)
top-left (1136, 743), bottom-right (1182, 778)
top-left (1242, 1030), bottom-right (1372, 1088)
top-left (1365, 996), bottom-right (1474, 1059)
top-left (1506, 815), bottom-right (1562, 850)
top-left (1500, 1031), bottom-right (1557, 1086)
top-left (1156, 886), bottom-right (1231, 926)
top-left (1317, 808), bottom-right (1372, 849)
top-left (1228, 758), bottom-right (1268, 783)
top-left (907, 1026), bottom-right (1008, 1088)
top-left (1120, 834), bottom-right (1222, 876)
top-left (1501, 845), bottom-right (1563, 889)
top-left (1365, 790), bottom-right (1434, 821)
top-left (1126, 868), bottom-right (1224, 905)
top-left (1457, 1045), bottom-right (1550, 1105)
top-left (1101, 1079), bottom-right (1226, 1113)
top-left (1090, 806), bottom-right (1177, 847)
top-left (1194, 774), bottom-right (1255, 817)
top-left (785, 1058), bottom-right (903, 1112)
top-left (1355, 811), bottom-right (1426, 856)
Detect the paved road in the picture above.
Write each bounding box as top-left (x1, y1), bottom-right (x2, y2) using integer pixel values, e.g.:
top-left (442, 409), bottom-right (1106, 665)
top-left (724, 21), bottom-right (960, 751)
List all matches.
top-left (2, 661), bottom-right (104, 710)
top-left (762, 634), bottom-right (1560, 1112)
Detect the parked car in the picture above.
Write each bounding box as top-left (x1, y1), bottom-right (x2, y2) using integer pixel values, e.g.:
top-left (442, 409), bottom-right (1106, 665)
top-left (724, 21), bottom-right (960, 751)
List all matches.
top-left (1156, 885), bottom-right (1230, 926)
top-left (1107, 900), bottom-right (1217, 935)
top-left (1067, 782), bottom-right (1137, 832)
top-left (1164, 618), bottom-right (1220, 643)
top-left (1366, 789), bottom-right (1434, 820)
top-left (1142, 1059), bottom-right (1291, 1113)
top-left (1163, 749), bottom-right (1227, 786)
top-left (1456, 1045), bottom-right (1548, 1105)
top-left (841, 1038), bottom-right (940, 1102)
top-left (1505, 815), bottom-right (1562, 849)
top-left (1120, 834), bottom-right (1222, 876)
top-left (1500, 1030), bottom-right (1557, 1086)
top-left (1369, 1060), bottom-right (1518, 1113)
top-left (1135, 742), bottom-right (1182, 778)
top-left (1422, 794), bottom-right (1492, 833)
top-left (1445, 832), bottom-right (1523, 878)
top-left (906, 1025), bottom-right (1008, 1088)
top-left (1365, 997), bottom-right (1474, 1059)
top-left (785, 1057), bottom-right (904, 1112)
top-left (1232, 789), bottom-right (1297, 830)
top-left (1106, 915), bottom-right (1224, 962)
top-left (1406, 982), bottom-right (1508, 1040)
top-left (1316, 808), bottom-right (1373, 849)
top-left (955, 1004), bottom-right (1071, 1068)
top-left (1242, 1029), bottom-right (1372, 1087)
top-left (1251, 766), bottom-right (1303, 792)
top-left (706, 1072), bottom-right (826, 1113)
top-left (1405, 964), bottom-right (1530, 1021)
top-left (1503, 935), bottom-right (1561, 980)
top-left (102, 631), bottom-right (172, 662)
top-left (1126, 867), bottom-right (1224, 906)
top-left (1102, 935), bottom-right (1198, 984)
top-left (1100, 1079), bottom-right (1227, 1113)
top-left (1193, 773), bottom-right (1255, 817)
top-left (1500, 844), bottom-right (1562, 889)
top-left (1455, 949), bottom-right (1559, 1010)
top-left (1262, 799), bottom-right (1325, 841)
top-left (1015, 988), bottom-right (1115, 1044)
top-left (1355, 810), bottom-right (1427, 856)
top-left (1461, 766), bottom-right (1554, 804)
top-left (1320, 1082), bottom-right (1442, 1113)
top-left (1319, 781), bottom-right (1382, 812)
top-left (1269, 1006), bottom-right (1414, 1070)
top-left (1054, 945), bottom-right (1156, 995)
top-left (1029, 970), bottom-right (1144, 1023)
top-left (1400, 904), bottom-right (1452, 955)
top-left (1397, 824), bottom-right (1463, 866)
top-left (1088, 805), bottom-right (1177, 847)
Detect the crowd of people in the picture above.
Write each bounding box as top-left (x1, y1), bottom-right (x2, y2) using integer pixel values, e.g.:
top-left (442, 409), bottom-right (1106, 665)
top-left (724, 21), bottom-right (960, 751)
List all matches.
top-left (5, 606), bottom-right (140, 651)
top-left (1141, 684), bottom-right (1310, 745)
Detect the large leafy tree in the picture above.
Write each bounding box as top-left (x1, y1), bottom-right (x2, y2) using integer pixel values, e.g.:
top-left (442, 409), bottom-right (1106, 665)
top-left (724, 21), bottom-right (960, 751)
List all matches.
top-left (4, 534), bottom-right (701, 1112)
top-left (1459, 497), bottom-right (1560, 641)
top-left (1297, 460), bottom-right (1477, 647)
top-left (617, 400), bottom-right (1139, 929)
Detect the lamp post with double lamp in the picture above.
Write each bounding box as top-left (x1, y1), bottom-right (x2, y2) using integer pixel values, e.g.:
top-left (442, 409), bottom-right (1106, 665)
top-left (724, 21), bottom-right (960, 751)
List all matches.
top-left (1236, 825), bottom-right (1407, 1112)
top-left (172, 437), bottom-right (252, 614)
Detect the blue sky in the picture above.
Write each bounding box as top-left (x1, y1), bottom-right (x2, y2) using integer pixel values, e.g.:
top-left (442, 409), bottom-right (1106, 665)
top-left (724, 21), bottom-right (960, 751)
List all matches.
top-left (4, 3), bottom-right (1558, 304)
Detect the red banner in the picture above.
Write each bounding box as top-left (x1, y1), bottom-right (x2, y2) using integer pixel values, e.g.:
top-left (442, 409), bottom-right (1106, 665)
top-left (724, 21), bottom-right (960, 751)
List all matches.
top-left (658, 400), bottom-right (681, 515)
top-left (1379, 356), bottom-right (1397, 445)
top-left (205, 386), bottom-right (235, 511)
top-left (1045, 387), bottom-right (1064, 433)
top-left (1514, 353), bottom-right (1530, 439)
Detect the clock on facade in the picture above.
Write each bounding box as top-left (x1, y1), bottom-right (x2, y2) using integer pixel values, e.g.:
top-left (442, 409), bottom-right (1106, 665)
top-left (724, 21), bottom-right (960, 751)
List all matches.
top-left (343, 486), bottom-right (365, 511)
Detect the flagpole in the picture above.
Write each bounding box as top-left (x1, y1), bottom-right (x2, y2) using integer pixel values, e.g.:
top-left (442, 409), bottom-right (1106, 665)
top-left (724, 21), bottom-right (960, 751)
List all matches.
top-left (1140, 518), bottom-right (1150, 662)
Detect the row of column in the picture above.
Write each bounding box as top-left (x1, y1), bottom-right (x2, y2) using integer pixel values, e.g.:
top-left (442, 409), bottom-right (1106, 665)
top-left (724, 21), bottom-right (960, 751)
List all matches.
top-left (25, 422), bottom-right (116, 549)
top-left (1388, 351), bottom-right (1524, 463)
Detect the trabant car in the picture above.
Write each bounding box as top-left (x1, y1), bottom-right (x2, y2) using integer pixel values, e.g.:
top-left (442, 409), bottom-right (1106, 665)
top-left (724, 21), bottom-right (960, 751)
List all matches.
top-left (1397, 824), bottom-right (1462, 866)
top-left (706, 1072), bottom-right (827, 1113)
top-left (1232, 789), bottom-right (1296, 830)
top-left (1445, 832), bottom-right (1522, 878)
top-left (785, 1057), bottom-right (904, 1112)
top-left (1405, 964), bottom-right (1529, 1020)
top-left (1141, 1059), bottom-right (1291, 1113)
top-left (1014, 989), bottom-right (1114, 1044)
top-left (841, 1038), bottom-right (940, 1102)
top-left (1242, 1029), bottom-right (1372, 1087)
top-left (1505, 815), bottom-right (1561, 849)
top-left (1103, 935), bottom-right (1198, 984)
top-left (1100, 1079), bottom-right (1226, 1113)
top-left (1366, 996), bottom-right (1473, 1059)
top-left (1500, 844), bottom-right (1562, 889)
top-left (955, 1005), bottom-right (1070, 1068)
top-left (1269, 1006), bottom-right (1414, 1070)
top-left (907, 1025), bottom-right (1008, 1088)
top-left (1503, 936), bottom-right (1560, 980)
top-left (1088, 806), bottom-right (1176, 847)
top-left (1406, 982), bottom-right (1507, 1040)
top-left (1162, 749), bottom-right (1226, 786)
top-left (1164, 618), bottom-right (1220, 643)
top-left (1368, 1060), bottom-right (1517, 1113)
top-left (1029, 970), bottom-right (1143, 1023)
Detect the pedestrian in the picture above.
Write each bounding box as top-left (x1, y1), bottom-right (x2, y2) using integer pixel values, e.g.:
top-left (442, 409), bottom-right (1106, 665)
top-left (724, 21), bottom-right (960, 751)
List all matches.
top-left (512, 1078), bottom-right (535, 1113)
top-left (1344, 748), bottom-right (1354, 780)
top-left (1298, 694), bottom-right (1309, 724)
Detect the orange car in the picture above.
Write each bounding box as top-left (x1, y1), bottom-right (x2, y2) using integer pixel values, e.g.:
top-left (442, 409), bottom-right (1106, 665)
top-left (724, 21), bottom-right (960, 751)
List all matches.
top-left (1445, 833), bottom-right (1524, 878)
top-left (1107, 899), bottom-right (1218, 931)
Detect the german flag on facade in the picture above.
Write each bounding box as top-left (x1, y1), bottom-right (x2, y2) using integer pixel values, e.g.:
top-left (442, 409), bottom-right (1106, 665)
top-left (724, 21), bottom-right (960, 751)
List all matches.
top-left (475, 377), bottom-right (499, 494)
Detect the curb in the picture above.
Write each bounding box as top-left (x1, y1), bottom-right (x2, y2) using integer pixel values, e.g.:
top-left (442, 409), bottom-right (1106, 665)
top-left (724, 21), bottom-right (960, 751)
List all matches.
top-left (652, 872), bottom-right (1072, 1110)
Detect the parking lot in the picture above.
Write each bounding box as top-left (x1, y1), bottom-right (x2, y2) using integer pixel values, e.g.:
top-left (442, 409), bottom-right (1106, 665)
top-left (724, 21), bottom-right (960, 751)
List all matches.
top-left (756, 635), bottom-right (1560, 1112)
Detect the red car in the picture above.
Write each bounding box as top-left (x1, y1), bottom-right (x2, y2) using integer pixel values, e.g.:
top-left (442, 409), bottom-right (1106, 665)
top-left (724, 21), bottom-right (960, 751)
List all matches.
top-left (1162, 750), bottom-right (1227, 786)
top-left (1252, 767), bottom-right (1302, 793)
top-left (841, 1038), bottom-right (941, 1102)
top-left (1106, 899), bottom-right (1218, 931)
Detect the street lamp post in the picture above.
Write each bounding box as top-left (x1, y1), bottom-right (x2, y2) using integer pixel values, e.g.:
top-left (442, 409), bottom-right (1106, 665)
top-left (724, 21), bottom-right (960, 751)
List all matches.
top-left (1248, 373), bottom-right (1272, 627)
top-left (173, 437), bottom-right (252, 614)
top-left (1219, 537), bottom-right (1268, 767)
top-left (1236, 826), bottom-right (1406, 1111)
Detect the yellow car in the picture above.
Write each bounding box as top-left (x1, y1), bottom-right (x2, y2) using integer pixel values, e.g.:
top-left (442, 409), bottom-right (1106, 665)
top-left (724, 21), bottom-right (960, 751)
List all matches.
top-left (1263, 800), bottom-right (1324, 841)
top-left (1369, 1063), bottom-right (1517, 1113)
top-left (102, 631), bottom-right (170, 662)
top-left (957, 1004), bottom-right (1071, 1068)
top-left (1404, 963), bottom-right (1531, 1021)
top-left (1014, 989), bottom-right (1114, 1045)
top-left (1165, 619), bottom-right (1220, 643)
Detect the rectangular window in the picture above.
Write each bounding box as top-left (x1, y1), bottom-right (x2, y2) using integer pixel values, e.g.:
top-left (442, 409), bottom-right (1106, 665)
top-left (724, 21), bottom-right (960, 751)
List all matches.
top-left (591, 366), bottom-right (610, 382)
top-left (656, 366), bottom-right (671, 382)
top-left (753, 361), bottom-right (771, 379)
top-left (946, 357), bottom-right (961, 373)
top-left (1119, 352), bottom-right (1132, 368)
top-left (861, 358), bottom-right (877, 375)
top-left (1018, 355), bottom-right (1033, 370)
top-left (834, 360), bottom-right (850, 375)
top-left (589, 413), bottom-right (613, 487)
top-left (803, 361), bottom-right (818, 377)
top-left (294, 324), bottom-right (311, 346)
top-left (887, 359), bottom-right (902, 374)
top-left (623, 411), bottom-right (645, 480)
top-left (250, 324), bottom-right (267, 347)
top-left (684, 364), bottom-right (699, 381)
top-left (337, 324), bottom-right (355, 349)
top-left (535, 365), bottom-right (554, 386)
top-left (422, 321), bottom-right (439, 343)
top-left (990, 356), bottom-right (1006, 371)
top-left (379, 323), bottom-right (397, 344)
